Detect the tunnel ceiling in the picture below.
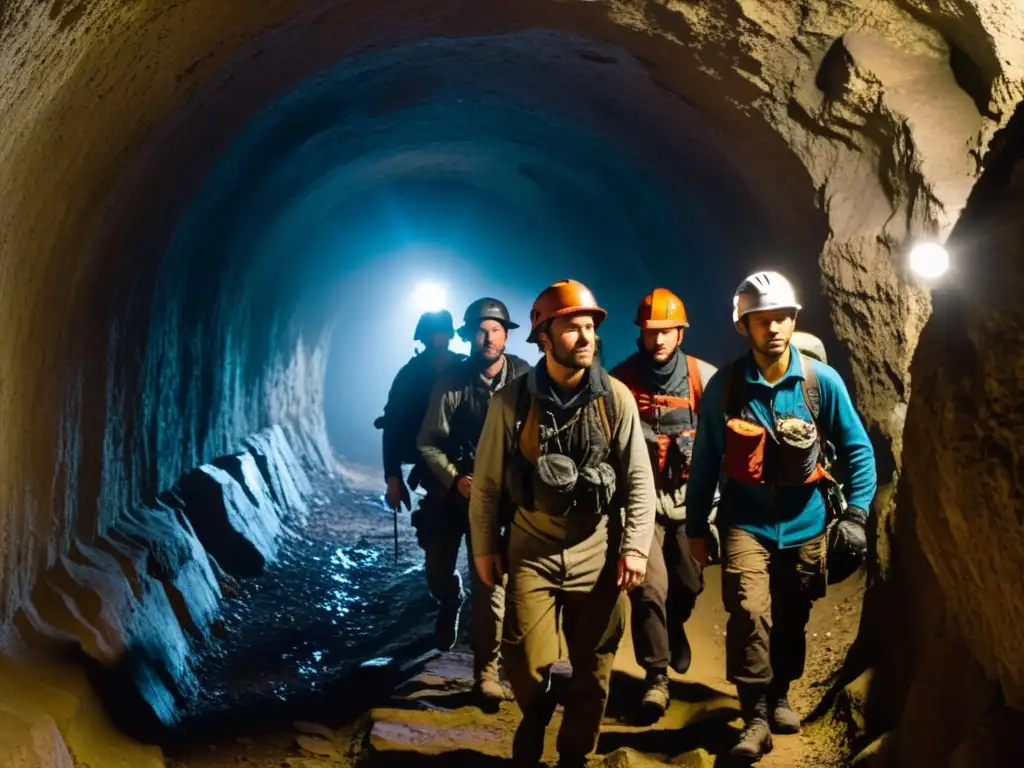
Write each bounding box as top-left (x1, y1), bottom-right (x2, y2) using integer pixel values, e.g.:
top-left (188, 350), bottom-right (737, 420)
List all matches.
top-left (0, 0), bottom-right (1022, 627)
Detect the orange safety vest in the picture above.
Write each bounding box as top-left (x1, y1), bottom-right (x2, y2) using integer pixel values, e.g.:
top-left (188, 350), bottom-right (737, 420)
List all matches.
top-left (613, 354), bottom-right (703, 479)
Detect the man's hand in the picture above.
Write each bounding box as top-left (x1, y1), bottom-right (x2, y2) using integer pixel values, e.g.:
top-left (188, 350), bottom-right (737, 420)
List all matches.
top-left (385, 476), bottom-right (410, 511)
top-left (474, 553), bottom-right (505, 588)
top-left (688, 537), bottom-right (710, 567)
top-left (456, 475), bottom-right (474, 500)
top-left (617, 554), bottom-right (646, 592)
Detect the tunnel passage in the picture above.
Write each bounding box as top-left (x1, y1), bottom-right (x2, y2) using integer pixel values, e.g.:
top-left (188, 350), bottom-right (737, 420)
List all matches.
top-left (0, 0), bottom-right (1021, 766)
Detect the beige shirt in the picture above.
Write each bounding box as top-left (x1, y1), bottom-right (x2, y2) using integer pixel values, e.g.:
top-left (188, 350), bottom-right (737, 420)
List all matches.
top-left (468, 375), bottom-right (657, 559)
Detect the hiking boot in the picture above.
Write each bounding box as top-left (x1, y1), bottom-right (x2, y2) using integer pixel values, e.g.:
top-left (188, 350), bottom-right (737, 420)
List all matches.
top-left (475, 676), bottom-right (505, 713)
top-left (670, 626), bottom-right (692, 675)
top-left (555, 755), bottom-right (589, 768)
top-left (640, 671), bottom-right (670, 720)
top-left (768, 690), bottom-right (801, 734)
top-left (511, 691), bottom-right (557, 767)
top-left (729, 686), bottom-right (774, 761)
top-left (434, 595), bottom-right (463, 651)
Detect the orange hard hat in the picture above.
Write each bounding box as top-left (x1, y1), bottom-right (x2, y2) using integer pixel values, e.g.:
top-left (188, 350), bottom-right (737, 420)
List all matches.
top-left (527, 279), bottom-right (607, 343)
top-left (635, 287), bottom-right (689, 329)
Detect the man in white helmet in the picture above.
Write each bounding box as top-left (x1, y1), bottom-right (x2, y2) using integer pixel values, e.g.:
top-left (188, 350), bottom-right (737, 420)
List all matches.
top-left (684, 271), bottom-right (877, 760)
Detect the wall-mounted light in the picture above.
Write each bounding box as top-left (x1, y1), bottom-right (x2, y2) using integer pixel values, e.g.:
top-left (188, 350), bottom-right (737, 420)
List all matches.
top-left (909, 242), bottom-right (950, 279)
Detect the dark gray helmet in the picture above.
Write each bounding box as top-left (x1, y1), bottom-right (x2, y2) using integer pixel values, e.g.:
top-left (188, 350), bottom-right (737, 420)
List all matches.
top-left (458, 297), bottom-right (520, 339)
top-left (414, 309), bottom-right (455, 342)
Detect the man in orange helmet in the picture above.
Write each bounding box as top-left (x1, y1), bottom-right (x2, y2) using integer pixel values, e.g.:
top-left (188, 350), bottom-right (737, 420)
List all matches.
top-left (469, 279), bottom-right (656, 768)
top-left (609, 288), bottom-right (718, 721)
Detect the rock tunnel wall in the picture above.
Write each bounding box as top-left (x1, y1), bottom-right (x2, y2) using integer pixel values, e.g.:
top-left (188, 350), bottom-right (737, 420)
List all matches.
top-left (843, 100), bottom-right (1024, 768)
top-left (0, 0), bottom-right (1022, 764)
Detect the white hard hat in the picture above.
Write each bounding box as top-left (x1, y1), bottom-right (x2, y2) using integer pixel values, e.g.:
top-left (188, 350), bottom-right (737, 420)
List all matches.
top-left (732, 271), bottom-right (802, 324)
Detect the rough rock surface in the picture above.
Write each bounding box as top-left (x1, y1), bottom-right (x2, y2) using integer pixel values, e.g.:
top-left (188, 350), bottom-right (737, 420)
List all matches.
top-left (173, 465), bottom-right (282, 578)
top-left (849, 103), bottom-right (1024, 766)
top-left (0, 706), bottom-right (74, 768)
top-left (0, 650), bottom-right (164, 768)
top-left (3, 425), bottom-right (315, 760)
top-left (243, 427), bottom-right (312, 522)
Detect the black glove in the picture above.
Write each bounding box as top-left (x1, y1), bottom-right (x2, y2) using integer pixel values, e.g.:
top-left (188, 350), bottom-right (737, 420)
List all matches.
top-left (837, 506), bottom-right (868, 553)
top-left (827, 506), bottom-right (868, 584)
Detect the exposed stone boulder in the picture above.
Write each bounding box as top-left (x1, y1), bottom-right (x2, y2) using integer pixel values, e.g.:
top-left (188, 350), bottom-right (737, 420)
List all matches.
top-left (212, 450), bottom-right (288, 528)
top-left (5, 423), bottom-right (320, 734)
top-left (12, 534), bottom-right (201, 730)
top-left (242, 425), bottom-right (311, 521)
top-left (104, 502), bottom-right (222, 641)
top-left (172, 464), bottom-right (282, 578)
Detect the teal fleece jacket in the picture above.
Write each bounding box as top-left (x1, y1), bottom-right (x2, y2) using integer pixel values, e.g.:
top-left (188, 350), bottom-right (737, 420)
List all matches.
top-left (685, 346), bottom-right (877, 548)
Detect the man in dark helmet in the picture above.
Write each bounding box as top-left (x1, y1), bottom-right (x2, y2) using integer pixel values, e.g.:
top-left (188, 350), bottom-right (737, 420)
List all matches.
top-left (417, 297), bottom-right (531, 709)
top-left (375, 309), bottom-right (465, 515)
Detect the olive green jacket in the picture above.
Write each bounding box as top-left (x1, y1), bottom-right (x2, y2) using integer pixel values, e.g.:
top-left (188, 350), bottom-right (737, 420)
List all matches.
top-left (468, 373), bottom-right (657, 560)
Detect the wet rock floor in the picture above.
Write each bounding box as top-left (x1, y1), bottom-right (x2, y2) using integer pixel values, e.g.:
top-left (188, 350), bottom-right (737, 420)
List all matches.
top-left (168, 481), bottom-right (448, 744)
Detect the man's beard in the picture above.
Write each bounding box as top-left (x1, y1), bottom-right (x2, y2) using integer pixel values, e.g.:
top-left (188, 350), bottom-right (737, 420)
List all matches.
top-left (649, 345), bottom-right (679, 364)
top-left (474, 345), bottom-right (505, 365)
top-left (553, 342), bottom-right (593, 371)
top-left (752, 335), bottom-right (787, 361)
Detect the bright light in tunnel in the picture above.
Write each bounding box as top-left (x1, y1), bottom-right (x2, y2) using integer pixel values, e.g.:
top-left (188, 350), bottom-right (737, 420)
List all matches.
top-left (909, 242), bottom-right (950, 279)
top-left (410, 281), bottom-right (448, 312)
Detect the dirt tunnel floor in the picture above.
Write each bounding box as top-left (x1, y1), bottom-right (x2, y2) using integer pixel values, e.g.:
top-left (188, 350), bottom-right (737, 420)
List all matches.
top-left (168, 482), bottom-right (862, 767)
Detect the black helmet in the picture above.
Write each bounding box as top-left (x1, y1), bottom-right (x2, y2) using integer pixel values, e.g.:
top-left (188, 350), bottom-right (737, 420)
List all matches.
top-left (414, 309), bottom-right (455, 342)
top-left (458, 297), bottom-right (520, 339)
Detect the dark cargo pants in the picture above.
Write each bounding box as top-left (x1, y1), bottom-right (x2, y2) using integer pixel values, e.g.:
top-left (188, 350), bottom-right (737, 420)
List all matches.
top-left (418, 493), bottom-right (505, 681)
top-left (630, 518), bottom-right (704, 673)
top-left (503, 519), bottom-right (626, 760)
top-left (721, 526), bottom-right (827, 689)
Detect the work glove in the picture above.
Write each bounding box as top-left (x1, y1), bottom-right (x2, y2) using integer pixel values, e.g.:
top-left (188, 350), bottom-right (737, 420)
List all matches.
top-left (827, 505), bottom-right (868, 584)
top-left (835, 505), bottom-right (868, 554)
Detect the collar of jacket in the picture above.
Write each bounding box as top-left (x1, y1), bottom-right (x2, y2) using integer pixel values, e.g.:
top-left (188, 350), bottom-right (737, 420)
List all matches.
top-left (527, 358), bottom-right (610, 410)
top-left (742, 344), bottom-right (807, 386)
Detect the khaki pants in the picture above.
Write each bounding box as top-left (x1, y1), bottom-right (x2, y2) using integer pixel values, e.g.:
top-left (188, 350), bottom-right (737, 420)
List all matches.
top-left (630, 518), bottom-right (704, 673)
top-left (721, 526), bottom-right (827, 688)
top-left (421, 497), bottom-right (505, 681)
top-left (503, 518), bottom-right (626, 759)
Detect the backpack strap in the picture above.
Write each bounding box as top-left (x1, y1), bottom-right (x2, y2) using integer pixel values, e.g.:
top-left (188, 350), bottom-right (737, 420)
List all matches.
top-left (686, 354), bottom-right (704, 415)
top-left (597, 370), bottom-right (620, 444)
top-left (721, 357), bottom-right (749, 419)
top-left (798, 350), bottom-right (822, 425)
top-left (511, 376), bottom-right (540, 462)
top-left (596, 394), bottom-right (612, 445)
